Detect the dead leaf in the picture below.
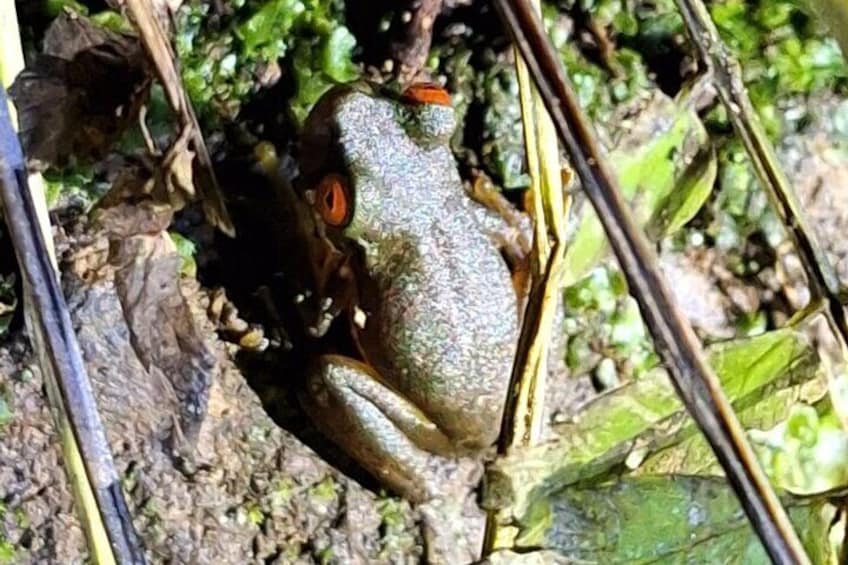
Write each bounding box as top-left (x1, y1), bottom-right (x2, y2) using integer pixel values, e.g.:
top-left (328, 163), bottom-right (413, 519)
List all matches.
top-left (9, 11), bottom-right (151, 167)
top-left (161, 127), bottom-right (196, 208)
top-left (94, 163), bottom-right (175, 234)
top-left (122, 0), bottom-right (236, 236)
top-left (69, 188), bottom-right (215, 441)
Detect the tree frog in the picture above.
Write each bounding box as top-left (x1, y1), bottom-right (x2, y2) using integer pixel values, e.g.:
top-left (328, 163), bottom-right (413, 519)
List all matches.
top-left (297, 82), bottom-right (523, 502)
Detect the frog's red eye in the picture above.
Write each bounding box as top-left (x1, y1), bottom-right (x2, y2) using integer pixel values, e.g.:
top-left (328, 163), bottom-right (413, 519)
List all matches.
top-left (402, 83), bottom-right (452, 107)
top-left (315, 173), bottom-right (351, 227)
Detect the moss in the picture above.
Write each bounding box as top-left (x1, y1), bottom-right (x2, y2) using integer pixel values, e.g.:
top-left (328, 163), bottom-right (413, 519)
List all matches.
top-left (140, 498), bottom-right (161, 526)
top-left (245, 501), bottom-right (265, 526)
top-left (0, 394), bottom-right (11, 429)
top-left (169, 232), bottom-right (198, 278)
top-left (246, 423), bottom-right (273, 445)
top-left (41, 167), bottom-right (105, 212)
top-left (563, 267), bottom-right (657, 382)
top-left (45, 0), bottom-right (88, 17)
top-left (270, 477), bottom-right (295, 507)
top-left (431, 6), bottom-right (648, 190)
top-left (376, 495), bottom-right (417, 558)
top-left (376, 497), bottom-right (406, 530)
top-left (0, 541), bottom-right (15, 564)
top-left (711, 0), bottom-right (847, 137)
top-left (175, 0), bottom-right (359, 126)
top-left (316, 546), bottom-right (334, 565)
top-left (307, 476), bottom-right (338, 502)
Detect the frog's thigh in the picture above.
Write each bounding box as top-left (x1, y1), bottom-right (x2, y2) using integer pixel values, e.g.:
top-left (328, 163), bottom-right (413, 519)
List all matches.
top-left (302, 355), bottom-right (456, 502)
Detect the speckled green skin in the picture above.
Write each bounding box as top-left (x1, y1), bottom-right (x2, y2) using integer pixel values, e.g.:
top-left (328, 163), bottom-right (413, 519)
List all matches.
top-left (299, 83), bottom-right (519, 502)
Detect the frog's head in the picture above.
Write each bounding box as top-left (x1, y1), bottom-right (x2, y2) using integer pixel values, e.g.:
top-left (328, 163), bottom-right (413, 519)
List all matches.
top-left (299, 81), bottom-right (459, 245)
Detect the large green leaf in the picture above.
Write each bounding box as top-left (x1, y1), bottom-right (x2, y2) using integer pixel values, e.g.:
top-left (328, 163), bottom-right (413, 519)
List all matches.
top-left (636, 381), bottom-right (825, 477)
top-left (515, 476), bottom-right (834, 564)
top-left (485, 329), bottom-right (821, 518)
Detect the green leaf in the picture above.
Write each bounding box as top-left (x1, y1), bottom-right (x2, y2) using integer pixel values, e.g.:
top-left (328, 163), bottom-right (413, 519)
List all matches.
top-left (46, 0), bottom-right (88, 17)
top-left (485, 329), bottom-right (820, 517)
top-left (516, 476), bottom-right (834, 564)
top-left (646, 145), bottom-right (717, 238)
top-left (562, 90), bottom-right (715, 286)
top-left (169, 232), bottom-right (197, 278)
top-left (0, 540), bottom-right (16, 564)
top-left (322, 27), bottom-right (358, 82)
top-left (636, 381), bottom-right (826, 477)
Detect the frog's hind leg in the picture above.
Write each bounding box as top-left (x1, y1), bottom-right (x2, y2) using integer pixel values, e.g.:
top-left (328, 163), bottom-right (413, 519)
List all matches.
top-left (301, 354), bottom-right (459, 503)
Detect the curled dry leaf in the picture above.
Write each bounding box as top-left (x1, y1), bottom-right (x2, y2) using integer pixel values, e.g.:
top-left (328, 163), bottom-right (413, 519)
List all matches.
top-left (9, 11), bottom-right (151, 167)
top-left (94, 141), bottom-right (202, 230)
top-left (207, 287), bottom-right (269, 352)
top-left (70, 175), bottom-right (215, 441)
top-left (161, 127), bottom-right (197, 210)
top-left (121, 0), bottom-right (235, 235)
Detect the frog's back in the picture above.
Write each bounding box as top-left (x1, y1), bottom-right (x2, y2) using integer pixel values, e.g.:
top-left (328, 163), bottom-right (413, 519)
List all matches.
top-left (368, 215), bottom-right (518, 450)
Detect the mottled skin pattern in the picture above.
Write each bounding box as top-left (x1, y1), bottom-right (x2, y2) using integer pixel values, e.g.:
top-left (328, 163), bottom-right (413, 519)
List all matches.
top-left (299, 83), bottom-right (519, 502)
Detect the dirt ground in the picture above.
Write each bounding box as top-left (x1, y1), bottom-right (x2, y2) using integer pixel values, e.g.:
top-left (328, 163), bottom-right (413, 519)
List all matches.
top-left (0, 210), bottom-right (434, 564)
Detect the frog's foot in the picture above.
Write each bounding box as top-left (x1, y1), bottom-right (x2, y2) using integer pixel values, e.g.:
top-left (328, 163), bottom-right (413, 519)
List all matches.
top-left (301, 354), bottom-right (465, 502)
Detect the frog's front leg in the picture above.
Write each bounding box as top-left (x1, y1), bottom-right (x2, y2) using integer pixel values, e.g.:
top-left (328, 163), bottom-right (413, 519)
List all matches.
top-left (465, 176), bottom-right (536, 310)
top-left (467, 176), bottom-right (533, 266)
top-left (301, 355), bottom-right (459, 502)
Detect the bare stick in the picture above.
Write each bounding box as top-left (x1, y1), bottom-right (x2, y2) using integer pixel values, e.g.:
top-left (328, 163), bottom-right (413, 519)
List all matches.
top-left (674, 0), bottom-right (848, 363)
top-left (0, 86), bottom-right (145, 564)
top-left (491, 1), bottom-right (809, 563)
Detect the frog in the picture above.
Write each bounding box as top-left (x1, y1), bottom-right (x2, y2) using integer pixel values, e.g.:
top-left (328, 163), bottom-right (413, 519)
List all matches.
top-left (296, 81), bottom-right (527, 503)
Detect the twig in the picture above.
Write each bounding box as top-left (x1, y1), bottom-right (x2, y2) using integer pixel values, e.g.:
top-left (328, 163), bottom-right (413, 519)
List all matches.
top-left (1, 5), bottom-right (143, 564)
top-left (673, 0), bottom-right (848, 367)
top-left (485, 0), bottom-right (571, 553)
top-left (0, 86), bottom-right (145, 564)
top-left (122, 0), bottom-right (235, 237)
top-left (498, 0), bottom-right (569, 453)
top-left (0, 2), bottom-right (55, 269)
top-left (491, 1), bottom-right (809, 563)
top-left (391, 0), bottom-right (445, 83)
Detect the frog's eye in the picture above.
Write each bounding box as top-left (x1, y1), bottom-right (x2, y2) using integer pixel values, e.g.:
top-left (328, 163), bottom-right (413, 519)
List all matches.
top-left (315, 173), bottom-right (352, 227)
top-left (401, 83), bottom-right (452, 107)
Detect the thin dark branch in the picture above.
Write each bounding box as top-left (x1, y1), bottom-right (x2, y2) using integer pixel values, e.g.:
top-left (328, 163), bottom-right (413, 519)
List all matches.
top-left (391, 0), bottom-right (445, 83)
top-left (0, 85), bottom-right (145, 564)
top-left (491, 1), bottom-right (809, 563)
top-left (673, 0), bottom-right (848, 359)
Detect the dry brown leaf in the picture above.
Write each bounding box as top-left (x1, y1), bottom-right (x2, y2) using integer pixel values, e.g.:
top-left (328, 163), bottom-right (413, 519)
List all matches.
top-left (121, 0), bottom-right (236, 236)
top-left (161, 128), bottom-right (197, 207)
top-left (73, 189), bottom-right (215, 440)
top-left (9, 11), bottom-right (151, 167)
